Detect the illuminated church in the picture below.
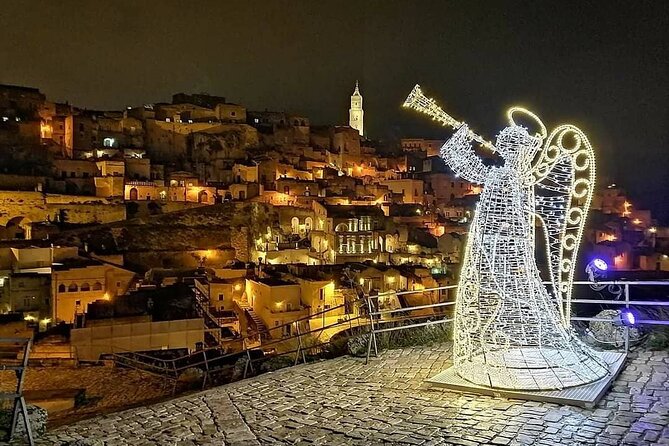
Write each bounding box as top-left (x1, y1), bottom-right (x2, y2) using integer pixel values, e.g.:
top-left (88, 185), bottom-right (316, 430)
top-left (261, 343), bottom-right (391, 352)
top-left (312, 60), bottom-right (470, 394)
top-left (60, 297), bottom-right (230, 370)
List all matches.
top-left (349, 81), bottom-right (364, 136)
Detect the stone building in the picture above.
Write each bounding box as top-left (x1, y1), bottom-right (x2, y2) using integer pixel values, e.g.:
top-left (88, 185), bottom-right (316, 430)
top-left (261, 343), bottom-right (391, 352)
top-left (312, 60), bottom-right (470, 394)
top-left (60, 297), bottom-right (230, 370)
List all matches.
top-left (348, 81), bottom-right (364, 136)
top-left (51, 257), bottom-right (136, 323)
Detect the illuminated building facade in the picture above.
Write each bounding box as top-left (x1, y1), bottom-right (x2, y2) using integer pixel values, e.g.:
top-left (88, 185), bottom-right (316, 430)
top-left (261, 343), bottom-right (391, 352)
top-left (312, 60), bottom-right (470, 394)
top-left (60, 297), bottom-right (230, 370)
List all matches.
top-left (348, 81), bottom-right (364, 136)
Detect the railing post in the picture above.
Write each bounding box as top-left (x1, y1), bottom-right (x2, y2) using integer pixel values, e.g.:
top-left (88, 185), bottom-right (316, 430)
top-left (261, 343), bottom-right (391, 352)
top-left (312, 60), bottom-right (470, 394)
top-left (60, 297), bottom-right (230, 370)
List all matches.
top-left (365, 293), bottom-right (378, 364)
top-left (624, 283), bottom-right (630, 354)
top-left (171, 360), bottom-right (178, 395)
top-left (201, 349), bottom-right (209, 390)
top-left (243, 338), bottom-right (254, 379)
top-left (294, 322), bottom-right (306, 366)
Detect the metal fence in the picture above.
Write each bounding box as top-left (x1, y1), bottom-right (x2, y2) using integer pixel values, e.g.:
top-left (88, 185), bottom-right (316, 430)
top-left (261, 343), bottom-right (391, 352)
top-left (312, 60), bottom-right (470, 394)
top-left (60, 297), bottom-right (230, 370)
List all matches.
top-left (363, 280), bottom-right (669, 362)
top-left (108, 280), bottom-right (668, 390)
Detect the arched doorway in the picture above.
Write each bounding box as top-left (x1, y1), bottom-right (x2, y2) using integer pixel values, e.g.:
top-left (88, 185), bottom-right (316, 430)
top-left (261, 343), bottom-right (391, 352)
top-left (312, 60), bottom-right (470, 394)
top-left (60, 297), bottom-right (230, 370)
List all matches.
top-left (198, 190), bottom-right (209, 203)
top-left (291, 217), bottom-right (300, 234)
top-left (304, 217), bottom-right (313, 233)
top-left (129, 187), bottom-right (138, 200)
top-left (3, 216), bottom-right (31, 240)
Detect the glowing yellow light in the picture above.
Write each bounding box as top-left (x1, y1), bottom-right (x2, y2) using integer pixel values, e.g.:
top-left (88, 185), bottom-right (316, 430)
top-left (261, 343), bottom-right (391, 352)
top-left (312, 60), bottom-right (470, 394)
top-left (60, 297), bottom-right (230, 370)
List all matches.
top-left (387, 276), bottom-right (396, 283)
top-left (649, 227), bottom-right (657, 233)
top-left (234, 283), bottom-right (242, 291)
top-left (622, 201), bottom-right (632, 217)
top-left (406, 84), bottom-right (607, 390)
top-left (359, 278), bottom-right (364, 285)
top-left (633, 218), bottom-right (642, 225)
top-left (24, 315), bottom-right (36, 322)
top-left (506, 106), bottom-right (548, 139)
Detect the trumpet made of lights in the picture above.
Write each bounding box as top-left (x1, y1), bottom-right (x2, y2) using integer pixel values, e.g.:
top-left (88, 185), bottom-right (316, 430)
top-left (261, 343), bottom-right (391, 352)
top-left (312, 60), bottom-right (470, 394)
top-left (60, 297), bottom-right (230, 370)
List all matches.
top-left (404, 85), bottom-right (609, 390)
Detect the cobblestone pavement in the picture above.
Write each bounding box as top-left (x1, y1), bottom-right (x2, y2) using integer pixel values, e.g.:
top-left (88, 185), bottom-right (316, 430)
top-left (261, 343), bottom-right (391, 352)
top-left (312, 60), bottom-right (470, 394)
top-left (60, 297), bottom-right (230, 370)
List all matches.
top-left (34, 345), bottom-right (669, 445)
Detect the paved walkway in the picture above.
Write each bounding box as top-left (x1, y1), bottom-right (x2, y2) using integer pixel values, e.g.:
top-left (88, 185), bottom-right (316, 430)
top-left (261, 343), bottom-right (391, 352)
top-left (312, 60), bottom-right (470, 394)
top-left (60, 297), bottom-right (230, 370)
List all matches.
top-left (35, 345), bottom-right (669, 445)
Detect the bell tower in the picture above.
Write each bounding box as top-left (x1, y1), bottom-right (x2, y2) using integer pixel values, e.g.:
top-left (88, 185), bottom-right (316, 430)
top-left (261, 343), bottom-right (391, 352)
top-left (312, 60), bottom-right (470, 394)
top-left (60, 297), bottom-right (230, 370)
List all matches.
top-left (349, 81), bottom-right (364, 136)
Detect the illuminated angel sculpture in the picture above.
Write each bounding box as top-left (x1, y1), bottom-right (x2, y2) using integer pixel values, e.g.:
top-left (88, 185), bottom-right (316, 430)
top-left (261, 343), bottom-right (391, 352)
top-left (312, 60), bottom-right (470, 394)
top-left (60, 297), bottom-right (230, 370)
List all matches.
top-left (404, 85), bottom-right (609, 390)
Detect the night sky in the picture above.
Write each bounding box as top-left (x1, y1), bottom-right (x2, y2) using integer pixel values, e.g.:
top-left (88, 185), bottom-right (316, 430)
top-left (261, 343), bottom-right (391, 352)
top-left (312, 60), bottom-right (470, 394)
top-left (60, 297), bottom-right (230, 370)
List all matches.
top-left (1, 1), bottom-right (668, 221)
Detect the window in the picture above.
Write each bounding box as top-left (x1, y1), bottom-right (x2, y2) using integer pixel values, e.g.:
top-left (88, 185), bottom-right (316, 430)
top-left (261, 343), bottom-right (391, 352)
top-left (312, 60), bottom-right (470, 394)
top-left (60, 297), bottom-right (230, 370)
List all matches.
top-left (80, 283), bottom-right (90, 291)
top-left (103, 137), bottom-right (115, 147)
top-left (93, 282), bottom-right (102, 291)
top-left (58, 284), bottom-right (66, 293)
top-left (284, 186), bottom-right (290, 194)
top-left (68, 283), bottom-right (78, 292)
top-left (75, 300), bottom-right (81, 306)
top-left (319, 288), bottom-right (325, 301)
top-left (291, 217), bottom-right (300, 234)
top-left (218, 293), bottom-right (224, 301)
top-left (231, 111), bottom-right (236, 117)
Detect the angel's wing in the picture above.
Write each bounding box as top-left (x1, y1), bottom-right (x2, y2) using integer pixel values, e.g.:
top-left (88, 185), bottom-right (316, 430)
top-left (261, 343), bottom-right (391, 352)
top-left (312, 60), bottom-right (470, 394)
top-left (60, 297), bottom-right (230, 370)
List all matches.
top-left (533, 125), bottom-right (596, 326)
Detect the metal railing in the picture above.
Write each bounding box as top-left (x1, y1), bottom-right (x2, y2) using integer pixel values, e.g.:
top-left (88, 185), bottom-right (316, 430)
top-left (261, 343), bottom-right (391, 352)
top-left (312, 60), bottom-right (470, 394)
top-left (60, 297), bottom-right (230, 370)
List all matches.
top-left (109, 297), bottom-right (368, 392)
top-left (363, 280), bottom-right (669, 362)
top-left (107, 280), bottom-right (668, 390)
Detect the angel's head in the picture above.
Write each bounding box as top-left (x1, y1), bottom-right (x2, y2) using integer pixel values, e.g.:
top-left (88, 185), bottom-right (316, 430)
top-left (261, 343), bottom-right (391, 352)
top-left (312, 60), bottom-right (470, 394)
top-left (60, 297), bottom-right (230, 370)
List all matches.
top-left (495, 125), bottom-right (542, 167)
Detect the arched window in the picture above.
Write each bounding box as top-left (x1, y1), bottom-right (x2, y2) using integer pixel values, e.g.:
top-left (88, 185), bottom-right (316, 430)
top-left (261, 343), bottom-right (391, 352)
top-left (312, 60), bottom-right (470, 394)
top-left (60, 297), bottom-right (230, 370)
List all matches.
top-left (304, 217), bottom-right (313, 233)
top-left (103, 137), bottom-right (115, 147)
top-left (198, 190), bottom-right (208, 203)
top-left (80, 283), bottom-right (90, 292)
top-left (129, 187), bottom-right (138, 200)
top-left (68, 283), bottom-right (78, 292)
top-left (335, 223), bottom-right (349, 232)
top-left (58, 284), bottom-right (66, 293)
top-left (291, 217), bottom-right (300, 234)
top-left (93, 282), bottom-right (103, 291)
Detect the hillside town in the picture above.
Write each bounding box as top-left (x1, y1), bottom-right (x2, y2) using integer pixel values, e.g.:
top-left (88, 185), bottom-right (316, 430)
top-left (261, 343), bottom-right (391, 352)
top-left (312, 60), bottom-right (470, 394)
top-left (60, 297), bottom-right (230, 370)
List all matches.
top-left (0, 81), bottom-right (667, 365)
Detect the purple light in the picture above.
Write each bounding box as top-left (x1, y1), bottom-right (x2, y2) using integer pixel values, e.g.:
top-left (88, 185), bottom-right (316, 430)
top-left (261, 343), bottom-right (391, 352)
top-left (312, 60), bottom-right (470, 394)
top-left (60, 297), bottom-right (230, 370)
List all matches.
top-left (592, 258), bottom-right (608, 271)
top-left (615, 309), bottom-right (636, 327)
top-left (623, 310), bottom-right (635, 326)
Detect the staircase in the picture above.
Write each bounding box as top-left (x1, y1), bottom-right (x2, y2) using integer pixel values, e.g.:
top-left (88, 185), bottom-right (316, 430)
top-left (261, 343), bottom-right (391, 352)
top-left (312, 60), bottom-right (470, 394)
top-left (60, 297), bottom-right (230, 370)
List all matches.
top-left (235, 297), bottom-right (269, 339)
top-left (193, 293), bottom-right (223, 346)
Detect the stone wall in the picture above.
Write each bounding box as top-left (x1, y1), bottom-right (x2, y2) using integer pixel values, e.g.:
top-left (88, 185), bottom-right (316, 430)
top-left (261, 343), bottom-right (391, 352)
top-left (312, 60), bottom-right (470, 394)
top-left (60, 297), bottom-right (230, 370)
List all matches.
top-left (231, 227), bottom-right (250, 262)
top-left (71, 317), bottom-right (204, 361)
top-left (0, 191), bottom-right (125, 227)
